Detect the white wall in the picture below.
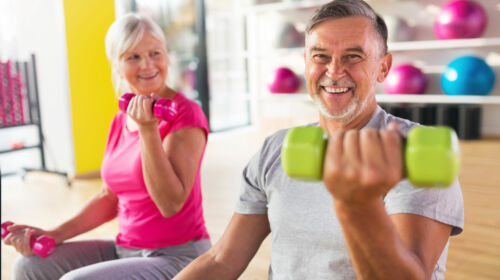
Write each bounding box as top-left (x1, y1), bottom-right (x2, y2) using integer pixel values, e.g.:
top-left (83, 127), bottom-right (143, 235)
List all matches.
top-left (0, 0), bottom-right (74, 176)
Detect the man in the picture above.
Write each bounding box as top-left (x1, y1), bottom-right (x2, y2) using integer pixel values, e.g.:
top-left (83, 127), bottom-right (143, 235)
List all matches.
top-left (175, 0), bottom-right (464, 279)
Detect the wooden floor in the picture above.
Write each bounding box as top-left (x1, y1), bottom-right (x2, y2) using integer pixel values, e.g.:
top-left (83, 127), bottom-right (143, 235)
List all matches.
top-left (2, 128), bottom-right (500, 279)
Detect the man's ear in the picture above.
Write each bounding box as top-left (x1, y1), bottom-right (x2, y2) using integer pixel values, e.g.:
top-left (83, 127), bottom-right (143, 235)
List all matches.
top-left (377, 52), bottom-right (392, 82)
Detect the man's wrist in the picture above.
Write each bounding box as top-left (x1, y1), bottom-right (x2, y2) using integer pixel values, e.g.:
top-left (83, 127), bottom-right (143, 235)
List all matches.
top-left (333, 197), bottom-right (385, 219)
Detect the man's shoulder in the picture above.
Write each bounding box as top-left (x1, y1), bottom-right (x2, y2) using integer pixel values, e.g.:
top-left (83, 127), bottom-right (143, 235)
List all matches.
top-left (263, 122), bottom-right (320, 149)
top-left (378, 108), bottom-right (420, 137)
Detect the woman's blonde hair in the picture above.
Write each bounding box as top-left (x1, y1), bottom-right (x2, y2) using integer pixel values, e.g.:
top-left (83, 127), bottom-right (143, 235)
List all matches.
top-left (105, 13), bottom-right (167, 95)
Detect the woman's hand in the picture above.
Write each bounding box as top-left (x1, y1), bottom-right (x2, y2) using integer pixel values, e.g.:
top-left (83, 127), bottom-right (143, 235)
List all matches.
top-left (126, 93), bottom-right (159, 127)
top-left (3, 224), bottom-right (49, 256)
top-left (322, 122), bottom-right (404, 205)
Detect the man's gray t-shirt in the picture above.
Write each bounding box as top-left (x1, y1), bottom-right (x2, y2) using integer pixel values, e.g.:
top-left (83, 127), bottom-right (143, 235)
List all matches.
top-left (236, 106), bottom-right (464, 280)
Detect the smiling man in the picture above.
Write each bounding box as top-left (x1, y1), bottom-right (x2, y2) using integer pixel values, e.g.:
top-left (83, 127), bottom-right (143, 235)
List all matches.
top-left (174, 1), bottom-right (464, 279)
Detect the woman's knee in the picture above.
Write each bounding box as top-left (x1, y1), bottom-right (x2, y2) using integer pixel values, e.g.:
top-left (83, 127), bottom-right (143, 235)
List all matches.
top-left (12, 255), bottom-right (49, 280)
top-left (60, 270), bottom-right (83, 280)
top-left (60, 266), bottom-right (104, 280)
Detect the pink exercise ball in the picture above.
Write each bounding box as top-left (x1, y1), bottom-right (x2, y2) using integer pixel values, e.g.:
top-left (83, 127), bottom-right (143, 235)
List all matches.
top-left (434, 0), bottom-right (487, 40)
top-left (384, 64), bottom-right (427, 94)
top-left (268, 67), bottom-right (301, 93)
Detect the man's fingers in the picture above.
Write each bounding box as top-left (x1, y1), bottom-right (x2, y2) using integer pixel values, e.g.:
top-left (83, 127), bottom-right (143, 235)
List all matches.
top-left (360, 129), bottom-right (385, 170)
top-left (324, 130), bottom-right (345, 180)
top-left (381, 129), bottom-right (404, 182)
top-left (386, 122), bottom-right (401, 135)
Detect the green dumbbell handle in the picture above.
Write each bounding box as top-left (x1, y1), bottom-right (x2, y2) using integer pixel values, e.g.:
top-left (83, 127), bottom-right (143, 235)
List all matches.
top-left (281, 126), bottom-right (461, 187)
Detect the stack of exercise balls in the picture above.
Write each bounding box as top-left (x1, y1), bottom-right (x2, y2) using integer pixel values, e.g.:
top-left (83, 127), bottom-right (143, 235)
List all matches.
top-left (384, 59), bottom-right (495, 97)
top-left (434, 0), bottom-right (487, 40)
top-left (433, 0), bottom-right (495, 95)
top-left (384, 64), bottom-right (427, 94)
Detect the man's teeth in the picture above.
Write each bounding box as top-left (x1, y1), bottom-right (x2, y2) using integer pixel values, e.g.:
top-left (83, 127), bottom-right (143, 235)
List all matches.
top-left (324, 87), bottom-right (349, 93)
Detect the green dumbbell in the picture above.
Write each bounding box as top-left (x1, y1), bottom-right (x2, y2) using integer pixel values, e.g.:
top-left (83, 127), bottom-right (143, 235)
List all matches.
top-left (281, 126), bottom-right (460, 187)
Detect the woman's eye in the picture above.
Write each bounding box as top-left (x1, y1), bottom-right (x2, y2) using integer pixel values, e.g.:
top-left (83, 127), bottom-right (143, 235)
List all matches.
top-left (127, 55), bottom-right (139, 60)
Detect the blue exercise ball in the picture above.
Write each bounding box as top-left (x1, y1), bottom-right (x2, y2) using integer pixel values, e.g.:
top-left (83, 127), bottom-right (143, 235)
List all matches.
top-left (441, 56), bottom-right (495, 96)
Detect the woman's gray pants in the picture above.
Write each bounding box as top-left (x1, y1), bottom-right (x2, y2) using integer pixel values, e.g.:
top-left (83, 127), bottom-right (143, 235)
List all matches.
top-left (12, 238), bottom-right (211, 280)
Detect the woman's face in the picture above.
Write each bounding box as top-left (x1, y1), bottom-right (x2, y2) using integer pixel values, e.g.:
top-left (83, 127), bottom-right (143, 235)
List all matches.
top-left (118, 32), bottom-right (168, 95)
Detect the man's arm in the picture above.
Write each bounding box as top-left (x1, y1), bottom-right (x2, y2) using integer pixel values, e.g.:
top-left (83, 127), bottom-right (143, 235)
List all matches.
top-left (174, 213), bottom-right (271, 280)
top-left (323, 124), bottom-right (452, 279)
top-left (334, 199), bottom-right (451, 279)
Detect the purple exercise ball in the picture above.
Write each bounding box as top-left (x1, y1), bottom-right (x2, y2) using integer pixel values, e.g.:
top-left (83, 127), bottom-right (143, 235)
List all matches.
top-left (384, 64), bottom-right (427, 94)
top-left (434, 0), bottom-right (487, 40)
top-left (268, 67), bottom-right (301, 94)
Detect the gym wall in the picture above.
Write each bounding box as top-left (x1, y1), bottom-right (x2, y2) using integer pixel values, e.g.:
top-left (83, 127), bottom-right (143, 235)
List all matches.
top-left (63, 0), bottom-right (116, 175)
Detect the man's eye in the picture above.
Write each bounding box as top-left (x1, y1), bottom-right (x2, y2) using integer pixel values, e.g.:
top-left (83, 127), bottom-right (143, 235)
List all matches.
top-left (313, 54), bottom-right (329, 63)
top-left (346, 54), bottom-right (362, 61)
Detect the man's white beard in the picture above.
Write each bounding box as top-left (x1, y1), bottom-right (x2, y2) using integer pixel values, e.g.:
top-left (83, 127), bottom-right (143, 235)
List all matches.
top-left (312, 93), bottom-right (369, 123)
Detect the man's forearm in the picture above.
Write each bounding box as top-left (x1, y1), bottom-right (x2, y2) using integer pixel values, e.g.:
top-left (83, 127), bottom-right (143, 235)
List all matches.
top-left (174, 250), bottom-right (241, 280)
top-left (334, 198), bottom-right (425, 280)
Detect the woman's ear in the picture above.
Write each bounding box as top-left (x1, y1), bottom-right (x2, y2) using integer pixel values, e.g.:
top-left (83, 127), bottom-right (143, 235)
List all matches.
top-left (377, 52), bottom-right (392, 82)
top-left (115, 61), bottom-right (124, 78)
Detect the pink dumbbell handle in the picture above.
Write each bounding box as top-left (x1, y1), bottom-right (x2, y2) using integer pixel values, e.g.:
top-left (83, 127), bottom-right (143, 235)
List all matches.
top-left (1, 221), bottom-right (56, 258)
top-left (118, 93), bottom-right (178, 122)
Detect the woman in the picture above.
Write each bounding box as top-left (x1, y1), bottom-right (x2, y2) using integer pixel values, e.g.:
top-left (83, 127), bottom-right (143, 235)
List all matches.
top-left (3, 13), bottom-right (211, 280)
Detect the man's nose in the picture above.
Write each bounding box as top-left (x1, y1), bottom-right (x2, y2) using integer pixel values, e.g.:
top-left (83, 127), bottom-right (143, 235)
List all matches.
top-left (326, 59), bottom-right (345, 78)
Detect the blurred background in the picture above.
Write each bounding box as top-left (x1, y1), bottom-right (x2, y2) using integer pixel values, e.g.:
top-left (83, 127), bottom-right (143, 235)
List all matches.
top-left (1, 0), bottom-right (499, 177)
top-left (1, 0), bottom-right (500, 279)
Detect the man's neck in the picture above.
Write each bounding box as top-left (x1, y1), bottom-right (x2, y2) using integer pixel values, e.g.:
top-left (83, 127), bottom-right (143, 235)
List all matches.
top-left (319, 101), bottom-right (378, 132)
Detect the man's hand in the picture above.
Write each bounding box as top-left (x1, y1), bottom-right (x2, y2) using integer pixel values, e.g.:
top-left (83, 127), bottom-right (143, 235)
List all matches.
top-left (323, 122), bottom-right (403, 204)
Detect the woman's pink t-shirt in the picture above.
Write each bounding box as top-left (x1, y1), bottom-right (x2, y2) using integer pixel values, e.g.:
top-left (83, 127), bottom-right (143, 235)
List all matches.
top-left (101, 93), bottom-right (210, 249)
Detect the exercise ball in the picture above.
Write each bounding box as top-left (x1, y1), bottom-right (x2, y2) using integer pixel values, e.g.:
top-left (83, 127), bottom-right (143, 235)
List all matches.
top-left (268, 67), bottom-right (301, 93)
top-left (384, 64), bottom-right (427, 94)
top-left (384, 15), bottom-right (413, 42)
top-left (434, 0), bottom-right (487, 40)
top-left (275, 22), bottom-right (305, 48)
top-left (441, 56), bottom-right (495, 96)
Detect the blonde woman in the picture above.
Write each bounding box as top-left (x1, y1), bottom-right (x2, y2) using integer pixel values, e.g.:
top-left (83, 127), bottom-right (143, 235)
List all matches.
top-left (3, 13), bottom-right (211, 280)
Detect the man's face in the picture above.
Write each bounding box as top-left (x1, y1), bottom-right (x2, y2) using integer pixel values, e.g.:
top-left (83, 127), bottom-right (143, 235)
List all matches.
top-left (304, 17), bottom-right (391, 124)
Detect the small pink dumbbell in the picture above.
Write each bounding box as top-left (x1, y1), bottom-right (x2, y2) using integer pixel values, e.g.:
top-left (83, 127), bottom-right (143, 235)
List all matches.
top-left (118, 93), bottom-right (178, 122)
top-left (1, 221), bottom-right (56, 258)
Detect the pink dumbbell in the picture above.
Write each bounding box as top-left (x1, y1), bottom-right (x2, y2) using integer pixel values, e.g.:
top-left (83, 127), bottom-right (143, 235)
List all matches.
top-left (1, 221), bottom-right (56, 258)
top-left (118, 93), bottom-right (178, 122)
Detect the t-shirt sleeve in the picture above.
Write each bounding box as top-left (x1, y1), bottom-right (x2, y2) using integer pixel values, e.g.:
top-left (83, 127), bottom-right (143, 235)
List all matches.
top-left (384, 179), bottom-right (464, 236)
top-left (159, 98), bottom-right (209, 139)
top-left (234, 137), bottom-right (276, 215)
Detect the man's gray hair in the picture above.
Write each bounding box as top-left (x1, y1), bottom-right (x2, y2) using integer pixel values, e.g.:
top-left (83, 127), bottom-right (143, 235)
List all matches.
top-left (305, 0), bottom-right (388, 54)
